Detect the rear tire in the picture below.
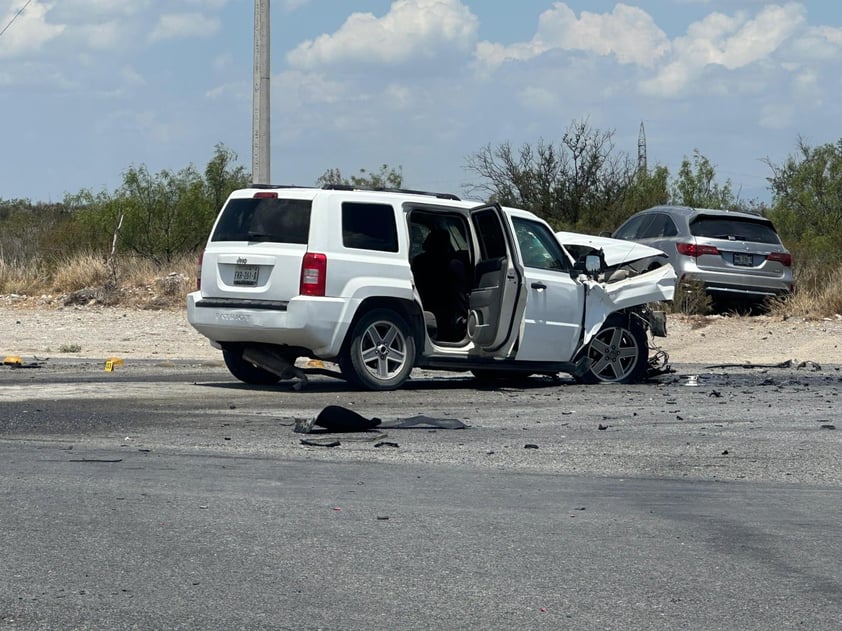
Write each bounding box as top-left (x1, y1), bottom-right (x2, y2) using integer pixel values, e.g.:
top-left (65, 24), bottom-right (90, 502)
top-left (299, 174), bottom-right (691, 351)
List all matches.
top-left (341, 309), bottom-right (416, 391)
top-left (223, 348), bottom-right (282, 385)
top-left (579, 315), bottom-right (647, 384)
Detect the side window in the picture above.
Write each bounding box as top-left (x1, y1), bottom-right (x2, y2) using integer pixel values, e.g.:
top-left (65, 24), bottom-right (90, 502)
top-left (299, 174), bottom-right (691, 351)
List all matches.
top-left (342, 202), bottom-right (398, 252)
top-left (663, 215), bottom-right (678, 237)
top-left (512, 217), bottom-right (569, 272)
top-left (613, 215), bottom-right (645, 240)
top-left (635, 214), bottom-right (661, 239)
top-left (472, 209), bottom-right (508, 260)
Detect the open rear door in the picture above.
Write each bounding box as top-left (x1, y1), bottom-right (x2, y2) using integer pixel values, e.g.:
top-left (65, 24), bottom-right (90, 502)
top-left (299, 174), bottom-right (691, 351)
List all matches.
top-left (467, 204), bottom-right (524, 356)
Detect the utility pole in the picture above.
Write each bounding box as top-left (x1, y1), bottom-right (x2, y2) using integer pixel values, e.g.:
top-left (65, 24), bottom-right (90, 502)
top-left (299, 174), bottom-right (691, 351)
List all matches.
top-left (252, 0), bottom-right (271, 184)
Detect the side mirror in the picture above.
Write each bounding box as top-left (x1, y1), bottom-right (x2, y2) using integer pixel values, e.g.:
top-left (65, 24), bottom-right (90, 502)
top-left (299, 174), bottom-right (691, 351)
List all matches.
top-left (572, 249), bottom-right (606, 279)
top-left (584, 254), bottom-right (603, 275)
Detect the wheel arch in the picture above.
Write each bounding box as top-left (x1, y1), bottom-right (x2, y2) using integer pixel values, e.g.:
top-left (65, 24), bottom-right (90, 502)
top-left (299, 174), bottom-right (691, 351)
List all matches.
top-left (576, 310), bottom-right (648, 384)
top-left (340, 296), bottom-right (425, 360)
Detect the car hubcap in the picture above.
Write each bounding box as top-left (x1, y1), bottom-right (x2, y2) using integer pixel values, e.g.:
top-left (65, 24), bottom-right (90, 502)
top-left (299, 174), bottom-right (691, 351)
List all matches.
top-left (360, 321), bottom-right (407, 380)
top-left (588, 326), bottom-right (639, 382)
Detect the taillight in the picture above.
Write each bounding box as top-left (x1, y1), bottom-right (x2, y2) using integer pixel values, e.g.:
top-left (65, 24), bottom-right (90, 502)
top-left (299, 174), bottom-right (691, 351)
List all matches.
top-left (253, 191), bottom-right (278, 199)
top-left (300, 252), bottom-right (327, 296)
top-left (767, 251), bottom-right (792, 267)
top-left (676, 243), bottom-right (720, 257)
top-left (196, 250), bottom-right (204, 291)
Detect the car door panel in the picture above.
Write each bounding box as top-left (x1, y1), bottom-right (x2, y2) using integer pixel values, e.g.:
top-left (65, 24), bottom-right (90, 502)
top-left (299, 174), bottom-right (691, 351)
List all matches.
top-left (508, 215), bottom-right (584, 362)
top-left (467, 206), bottom-right (523, 355)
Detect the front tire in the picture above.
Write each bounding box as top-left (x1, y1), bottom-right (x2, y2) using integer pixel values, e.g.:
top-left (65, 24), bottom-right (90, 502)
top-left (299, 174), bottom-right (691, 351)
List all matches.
top-left (341, 309), bottom-right (416, 391)
top-left (579, 315), bottom-right (647, 384)
top-left (223, 348), bottom-right (282, 385)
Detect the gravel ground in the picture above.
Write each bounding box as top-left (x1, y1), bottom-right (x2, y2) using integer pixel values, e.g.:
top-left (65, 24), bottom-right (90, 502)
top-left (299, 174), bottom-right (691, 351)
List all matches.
top-left (2, 300), bottom-right (841, 366)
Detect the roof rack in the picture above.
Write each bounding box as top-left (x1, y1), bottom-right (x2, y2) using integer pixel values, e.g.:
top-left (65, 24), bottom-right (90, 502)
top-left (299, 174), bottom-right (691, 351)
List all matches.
top-left (320, 184), bottom-right (460, 201)
top-left (249, 183), bottom-right (314, 190)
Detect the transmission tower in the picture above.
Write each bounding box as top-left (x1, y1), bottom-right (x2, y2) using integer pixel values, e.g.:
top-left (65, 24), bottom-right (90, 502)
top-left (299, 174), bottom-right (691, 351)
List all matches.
top-left (637, 122), bottom-right (648, 173)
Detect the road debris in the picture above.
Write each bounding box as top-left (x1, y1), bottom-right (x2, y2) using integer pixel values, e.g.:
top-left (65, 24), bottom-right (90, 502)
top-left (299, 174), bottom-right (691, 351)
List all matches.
top-left (294, 406), bottom-right (468, 435)
top-left (300, 438), bottom-right (341, 448)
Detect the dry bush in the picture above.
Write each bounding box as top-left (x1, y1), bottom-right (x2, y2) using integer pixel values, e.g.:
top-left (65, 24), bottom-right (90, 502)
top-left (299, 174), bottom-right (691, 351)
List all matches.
top-left (2, 251), bottom-right (199, 309)
top-left (51, 253), bottom-right (110, 293)
top-left (0, 258), bottom-right (49, 294)
top-left (769, 263), bottom-right (842, 318)
top-left (669, 280), bottom-right (712, 315)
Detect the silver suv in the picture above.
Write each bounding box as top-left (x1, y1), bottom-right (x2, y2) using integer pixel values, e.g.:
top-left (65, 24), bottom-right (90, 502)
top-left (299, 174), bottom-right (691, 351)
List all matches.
top-left (612, 205), bottom-right (792, 304)
top-left (187, 186), bottom-right (675, 390)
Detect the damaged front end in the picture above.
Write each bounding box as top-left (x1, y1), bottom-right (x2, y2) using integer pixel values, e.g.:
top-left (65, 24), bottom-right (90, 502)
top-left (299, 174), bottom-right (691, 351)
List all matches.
top-left (558, 231), bottom-right (677, 378)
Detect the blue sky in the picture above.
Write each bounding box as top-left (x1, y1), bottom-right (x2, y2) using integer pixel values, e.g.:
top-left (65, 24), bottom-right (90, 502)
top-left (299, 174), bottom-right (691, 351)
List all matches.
top-left (2, 1), bottom-right (841, 207)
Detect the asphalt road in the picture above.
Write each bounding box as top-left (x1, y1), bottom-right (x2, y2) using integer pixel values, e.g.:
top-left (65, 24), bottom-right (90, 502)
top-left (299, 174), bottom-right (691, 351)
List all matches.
top-left (1, 359), bottom-right (841, 630)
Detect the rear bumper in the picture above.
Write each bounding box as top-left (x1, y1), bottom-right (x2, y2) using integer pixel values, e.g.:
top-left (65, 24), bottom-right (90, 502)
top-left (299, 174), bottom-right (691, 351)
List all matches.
top-left (703, 282), bottom-right (791, 299)
top-left (186, 291), bottom-right (350, 357)
top-left (679, 268), bottom-right (792, 299)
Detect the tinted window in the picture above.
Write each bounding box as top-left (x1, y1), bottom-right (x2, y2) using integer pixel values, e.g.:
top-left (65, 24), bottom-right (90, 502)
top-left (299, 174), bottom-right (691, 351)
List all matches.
top-left (472, 209), bottom-right (508, 260)
top-left (640, 213), bottom-right (679, 238)
top-left (512, 217), bottom-right (569, 271)
top-left (342, 203), bottom-right (399, 252)
top-left (613, 214), bottom-right (646, 240)
top-left (690, 217), bottom-right (780, 244)
top-left (211, 197), bottom-right (312, 243)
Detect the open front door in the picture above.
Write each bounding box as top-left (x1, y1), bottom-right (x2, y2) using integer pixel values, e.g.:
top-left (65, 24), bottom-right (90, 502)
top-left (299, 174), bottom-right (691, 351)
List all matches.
top-left (467, 204), bottom-right (524, 355)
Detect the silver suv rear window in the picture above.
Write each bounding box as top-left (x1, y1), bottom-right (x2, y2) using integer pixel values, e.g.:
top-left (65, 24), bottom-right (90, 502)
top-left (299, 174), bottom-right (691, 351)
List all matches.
top-left (690, 217), bottom-right (780, 244)
top-left (211, 197), bottom-right (312, 243)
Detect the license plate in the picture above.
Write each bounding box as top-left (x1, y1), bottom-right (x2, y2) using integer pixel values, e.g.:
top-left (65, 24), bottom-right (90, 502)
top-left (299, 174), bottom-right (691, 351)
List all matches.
top-left (733, 253), bottom-right (753, 267)
top-left (233, 265), bottom-right (259, 286)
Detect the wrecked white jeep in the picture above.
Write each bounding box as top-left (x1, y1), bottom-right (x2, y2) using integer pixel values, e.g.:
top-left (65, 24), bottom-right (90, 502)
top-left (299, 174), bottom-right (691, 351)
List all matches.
top-left (187, 186), bottom-right (676, 390)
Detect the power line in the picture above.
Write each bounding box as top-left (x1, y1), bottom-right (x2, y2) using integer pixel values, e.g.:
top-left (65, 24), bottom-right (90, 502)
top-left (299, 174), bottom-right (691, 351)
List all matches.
top-left (0, 0), bottom-right (33, 39)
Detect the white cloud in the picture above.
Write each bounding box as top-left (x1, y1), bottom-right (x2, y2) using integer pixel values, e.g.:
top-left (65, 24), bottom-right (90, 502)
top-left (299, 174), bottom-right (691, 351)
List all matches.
top-left (287, 0), bottom-right (479, 69)
top-left (149, 12), bottom-right (221, 42)
top-left (475, 3), bottom-right (670, 69)
top-left (0, 0), bottom-right (65, 59)
top-left (75, 20), bottom-right (121, 50)
top-left (641, 3), bottom-right (805, 97)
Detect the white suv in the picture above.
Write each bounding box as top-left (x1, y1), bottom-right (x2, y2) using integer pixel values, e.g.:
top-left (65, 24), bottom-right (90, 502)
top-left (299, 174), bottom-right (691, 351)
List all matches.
top-left (187, 186), bottom-right (676, 390)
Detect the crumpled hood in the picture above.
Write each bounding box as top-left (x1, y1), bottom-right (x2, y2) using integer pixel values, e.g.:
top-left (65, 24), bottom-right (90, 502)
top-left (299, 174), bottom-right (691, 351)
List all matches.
top-left (556, 231), bottom-right (667, 267)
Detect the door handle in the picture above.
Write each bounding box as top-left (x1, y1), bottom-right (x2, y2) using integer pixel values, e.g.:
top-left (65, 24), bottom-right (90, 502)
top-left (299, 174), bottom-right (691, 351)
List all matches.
top-left (531, 282), bottom-right (546, 290)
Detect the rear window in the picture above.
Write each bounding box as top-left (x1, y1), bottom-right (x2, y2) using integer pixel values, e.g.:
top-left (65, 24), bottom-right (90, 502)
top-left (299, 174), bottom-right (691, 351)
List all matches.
top-left (690, 216), bottom-right (780, 244)
top-left (211, 197), bottom-right (312, 243)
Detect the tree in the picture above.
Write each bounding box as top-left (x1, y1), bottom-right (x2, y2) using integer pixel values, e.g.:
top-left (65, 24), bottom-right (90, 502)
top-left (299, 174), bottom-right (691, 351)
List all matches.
top-left (117, 164), bottom-right (208, 264)
top-left (670, 150), bottom-right (738, 210)
top-left (204, 143), bottom-right (250, 212)
top-left (316, 164), bottom-right (404, 189)
top-left (57, 144), bottom-right (250, 265)
top-left (0, 199), bottom-right (72, 264)
top-left (765, 137), bottom-right (842, 264)
top-left (463, 119), bottom-right (639, 232)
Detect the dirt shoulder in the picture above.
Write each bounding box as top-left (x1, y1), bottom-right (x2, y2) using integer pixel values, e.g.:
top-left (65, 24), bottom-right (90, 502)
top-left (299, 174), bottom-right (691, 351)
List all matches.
top-left (2, 301), bottom-right (841, 366)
